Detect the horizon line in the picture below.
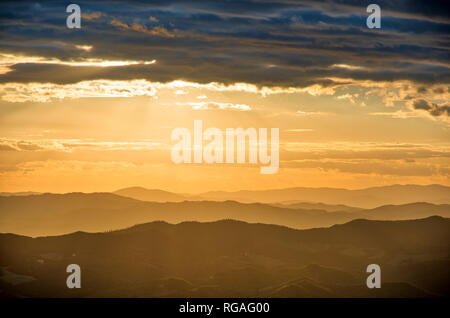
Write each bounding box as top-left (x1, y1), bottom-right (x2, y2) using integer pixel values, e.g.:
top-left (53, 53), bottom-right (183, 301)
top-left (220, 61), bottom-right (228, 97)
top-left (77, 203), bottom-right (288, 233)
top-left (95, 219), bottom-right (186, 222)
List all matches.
top-left (1, 182), bottom-right (449, 196)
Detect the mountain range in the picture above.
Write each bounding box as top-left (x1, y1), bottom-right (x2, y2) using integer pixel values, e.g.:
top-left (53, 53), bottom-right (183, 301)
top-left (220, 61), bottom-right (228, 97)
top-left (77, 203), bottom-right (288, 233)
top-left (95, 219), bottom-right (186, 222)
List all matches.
top-left (1, 216), bottom-right (448, 297)
top-left (111, 184), bottom-right (450, 208)
top-left (198, 184), bottom-right (450, 208)
top-left (1, 184), bottom-right (449, 298)
top-left (1, 192), bottom-right (449, 237)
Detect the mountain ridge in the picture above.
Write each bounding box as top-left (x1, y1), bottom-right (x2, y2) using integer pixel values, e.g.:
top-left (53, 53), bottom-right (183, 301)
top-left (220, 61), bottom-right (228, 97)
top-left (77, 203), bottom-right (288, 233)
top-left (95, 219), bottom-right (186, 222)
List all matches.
top-left (3, 184), bottom-right (449, 208)
top-left (1, 216), bottom-right (448, 297)
top-left (1, 193), bottom-right (449, 237)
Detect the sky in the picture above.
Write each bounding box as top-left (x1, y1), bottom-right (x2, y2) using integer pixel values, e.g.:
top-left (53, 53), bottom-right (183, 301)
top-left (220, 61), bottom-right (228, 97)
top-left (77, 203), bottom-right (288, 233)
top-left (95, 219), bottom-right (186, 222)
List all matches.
top-left (0, 0), bottom-right (449, 193)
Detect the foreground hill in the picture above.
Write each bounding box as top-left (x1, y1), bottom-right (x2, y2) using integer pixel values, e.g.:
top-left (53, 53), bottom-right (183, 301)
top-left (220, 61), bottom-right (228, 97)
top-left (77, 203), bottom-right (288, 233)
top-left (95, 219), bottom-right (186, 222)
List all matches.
top-left (0, 217), bottom-right (448, 297)
top-left (199, 184), bottom-right (450, 208)
top-left (1, 193), bottom-right (449, 236)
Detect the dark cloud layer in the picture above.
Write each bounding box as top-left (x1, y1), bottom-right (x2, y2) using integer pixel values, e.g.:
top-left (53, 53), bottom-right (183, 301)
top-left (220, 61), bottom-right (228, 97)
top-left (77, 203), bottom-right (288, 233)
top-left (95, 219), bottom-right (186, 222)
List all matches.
top-left (0, 0), bottom-right (449, 89)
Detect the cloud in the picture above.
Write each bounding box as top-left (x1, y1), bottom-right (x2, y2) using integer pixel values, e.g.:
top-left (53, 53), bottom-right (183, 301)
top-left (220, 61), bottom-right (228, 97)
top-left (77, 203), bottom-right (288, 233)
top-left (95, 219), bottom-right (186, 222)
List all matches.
top-left (296, 110), bottom-right (334, 116)
top-left (0, 144), bottom-right (17, 151)
top-left (0, 0), bottom-right (448, 91)
top-left (0, 79), bottom-right (337, 103)
top-left (110, 19), bottom-right (176, 38)
top-left (0, 80), bottom-right (158, 103)
top-left (369, 110), bottom-right (424, 119)
top-left (175, 101), bottom-right (251, 111)
top-left (2, 138), bottom-right (448, 178)
top-left (412, 99), bottom-right (450, 117)
top-left (0, 0), bottom-right (448, 127)
top-left (82, 12), bottom-right (103, 21)
top-left (282, 159), bottom-right (448, 177)
top-left (0, 53), bottom-right (156, 69)
top-left (336, 93), bottom-right (358, 104)
top-left (75, 45), bottom-right (93, 52)
top-left (332, 64), bottom-right (366, 71)
top-left (281, 142), bottom-right (450, 161)
top-left (0, 138), bottom-right (164, 154)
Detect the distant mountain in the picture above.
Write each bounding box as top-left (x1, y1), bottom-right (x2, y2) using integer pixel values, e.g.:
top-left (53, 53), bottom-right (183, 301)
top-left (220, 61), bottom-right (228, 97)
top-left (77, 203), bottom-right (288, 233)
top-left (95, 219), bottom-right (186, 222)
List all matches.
top-left (114, 187), bottom-right (187, 202)
top-left (360, 202), bottom-right (450, 220)
top-left (272, 201), bottom-right (362, 212)
top-left (3, 185), bottom-right (450, 209)
top-left (199, 184), bottom-right (450, 208)
top-left (1, 193), bottom-right (449, 237)
top-left (0, 191), bottom-right (41, 196)
top-left (0, 217), bottom-right (447, 297)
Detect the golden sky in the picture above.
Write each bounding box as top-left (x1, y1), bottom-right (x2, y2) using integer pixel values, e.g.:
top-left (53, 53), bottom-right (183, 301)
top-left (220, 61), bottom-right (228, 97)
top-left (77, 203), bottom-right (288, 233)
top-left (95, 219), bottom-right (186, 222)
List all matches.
top-left (0, 1), bottom-right (449, 193)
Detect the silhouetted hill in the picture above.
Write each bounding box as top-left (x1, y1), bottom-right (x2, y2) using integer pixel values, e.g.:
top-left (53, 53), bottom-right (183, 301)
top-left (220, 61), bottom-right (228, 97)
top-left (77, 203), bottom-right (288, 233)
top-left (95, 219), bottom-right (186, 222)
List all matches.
top-left (200, 184), bottom-right (450, 208)
top-left (0, 217), bottom-right (447, 297)
top-left (114, 187), bottom-right (187, 202)
top-left (1, 193), bottom-right (450, 236)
